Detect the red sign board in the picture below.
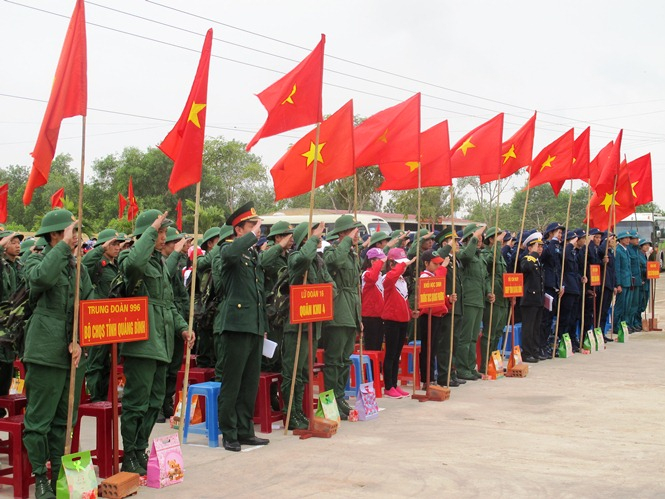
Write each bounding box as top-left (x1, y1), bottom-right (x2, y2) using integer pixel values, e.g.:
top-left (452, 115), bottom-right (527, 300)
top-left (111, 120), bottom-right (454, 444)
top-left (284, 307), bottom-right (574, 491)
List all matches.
top-left (647, 261), bottom-right (660, 280)
top-left (503, 273), bottom-right (524, 298)
top-left (290, 283), bottom-right (334, 324)
top-left (589, 264), bottom-right (601, 286)
top-left (80, 297), bottom-right (149, 347)
top-left (418, 277), bottom-right (446, 308)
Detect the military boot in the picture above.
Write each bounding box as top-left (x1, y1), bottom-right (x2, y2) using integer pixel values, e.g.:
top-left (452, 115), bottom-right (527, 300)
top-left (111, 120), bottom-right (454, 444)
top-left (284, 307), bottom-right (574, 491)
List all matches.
top-left (35, 474), bottom-right (56, 499)
top-left (50, 464), bottom-right (61, 495)
top-left (136, 449), bottom-right (149, 472)
top-left (122, 452), bottom-right (147, 476)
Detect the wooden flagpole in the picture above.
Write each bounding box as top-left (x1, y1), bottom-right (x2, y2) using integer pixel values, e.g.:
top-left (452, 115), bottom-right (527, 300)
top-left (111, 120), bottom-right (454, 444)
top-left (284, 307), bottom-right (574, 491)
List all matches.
top-left (178, 181), bottom-right (201, 443)
top-left (580, 183), bottom-right (592, 347)
top-left (598, 174), bottom-right (618, 337)
top-left (551, 180), bottom-right (574, 358)
top-left (64, 116), bottom-right (86, 454)
top-left (446, 184), bottom-right (457, 388)
top-left (353, 172), bottom-right (365, 384)
top-left (412, 162), bottom-right (423, 397)
top-left (484, 174), bottom-right (502, 376)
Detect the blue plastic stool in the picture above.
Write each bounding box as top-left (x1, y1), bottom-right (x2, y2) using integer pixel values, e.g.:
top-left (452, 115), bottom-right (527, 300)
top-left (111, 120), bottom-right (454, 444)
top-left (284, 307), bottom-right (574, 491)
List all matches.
top-left (407, 340), bottom-right (422, 373)
top-left (183, 381), bottom-right (222, 448)
top-left (502, 323), bottom-right (522, 357)
top-left (344, 354), bottom-right (374, 399)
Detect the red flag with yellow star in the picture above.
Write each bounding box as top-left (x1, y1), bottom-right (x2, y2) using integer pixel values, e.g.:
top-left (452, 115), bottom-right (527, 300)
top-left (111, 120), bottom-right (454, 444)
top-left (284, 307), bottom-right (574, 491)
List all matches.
top-left (449, 113), bottom-right (503, 179)
top-left (480, 113), bottom-right (536, 184)
top-left (588, 159), bottom-right (635, 230)
top-left (592, 129), bottom-right (623, 195)
top-left (159, 29), bottom-right (212, 194)
top-left (118, 193), bottom-right (128, 220)
top-left (354, 94), bottom-right (421, 168)
top-left (51, 187), bottom-right (65, 210)
top-left (127, 176), bottom-right (138, 221)
top-left (24, 0), bottom-right (86, 205)
top-left (527, 128), bottom-right (574, 195)
top-left (549, 126), bottom-right (591, 194)
top-left (246, 35), bottom-right (325, 151)
top-left (271, 100), bottom-right (354, 201)
top-left (0, 184), bottom-right (8, 224)
top-left (588, 140), bottom-right (613, 188)
top-left (378, 120), bottom-right (451, 190)
top-left (627, 153), bottom-right (652, 206)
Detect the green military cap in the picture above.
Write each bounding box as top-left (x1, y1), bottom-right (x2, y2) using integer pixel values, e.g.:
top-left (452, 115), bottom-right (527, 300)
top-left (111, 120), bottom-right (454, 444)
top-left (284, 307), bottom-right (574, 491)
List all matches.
top-left (483, 226), bottom-right (503, 243)
top-left (461, 223), bottom-right (479, 241)
top-left (435, 226), bottom-right (454, 244)
top-left (35, 209), bottom-right (76, 236)
top-left (19, 239), bottom-right (35, 255)
top-left (94, 228), bottom-right (126, 247)
top-left (166, 227), bottom-right (185, 243)
top-left (218, 224), bottom-right (234, 242)
top-left (437, 245), bottom-right (452, 259)
top-left (369, 231), bottom-right (391, 247)
top-left (201, 227), bottom-right (221, 246)
top-left (293, 221), bottom-right (319, 248)
top-left (35, 236), bottom-right (48, 249)
top-left (267, 221), bottom-right (294, 240)
top-left (327, 214), bottom-right (362, 237)
top-left (226, 201), bottom-right (260, 227)
top-left (133, 209), bottom-right (173, 237)
top-left (415, 228), bottom-right (433, 242)
top-left (390, 230), bottom-right (406, 240)
top-left (0, 230), bottom-right (24, 242)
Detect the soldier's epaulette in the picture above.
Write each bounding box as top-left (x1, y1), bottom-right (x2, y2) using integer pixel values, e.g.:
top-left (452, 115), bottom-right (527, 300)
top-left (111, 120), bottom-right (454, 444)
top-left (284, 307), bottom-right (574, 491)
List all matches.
top-left (525, 255), bottom-right (537, 263)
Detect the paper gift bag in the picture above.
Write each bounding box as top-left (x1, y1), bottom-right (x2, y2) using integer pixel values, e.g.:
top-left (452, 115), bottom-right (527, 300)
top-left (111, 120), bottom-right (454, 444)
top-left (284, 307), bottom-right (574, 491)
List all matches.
top-left (618, 321), bottom-right (629, 343)
top-left (582, 331), bottom-right (593, 353)
top-left (146, 434), bottom-right (185, 489)
top-left (174, 391), bottom-right (202, 425)
top-left (558, 333), bottom-right (573, 358)
top-left (56, 451), bottom-right (98, 499)
top-left (586, 330), bottom-right (597, 352)
top-left (9, 377), bottom-right (24, 395)
top-left (491, 350), bottom-right (504, 378)
top-left (354, 382), bottom-right (378, 421)
top-left (315, 389), bottom-right (340, 423)
top-left (594, 328), bottom-right (605, 351)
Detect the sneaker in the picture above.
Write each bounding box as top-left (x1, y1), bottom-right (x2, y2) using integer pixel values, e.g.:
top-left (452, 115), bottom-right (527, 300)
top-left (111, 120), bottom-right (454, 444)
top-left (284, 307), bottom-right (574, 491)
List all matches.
top-left (394, 386), bottom-right (410, 397)
top-left (384, 387), bottom-right (404, 398)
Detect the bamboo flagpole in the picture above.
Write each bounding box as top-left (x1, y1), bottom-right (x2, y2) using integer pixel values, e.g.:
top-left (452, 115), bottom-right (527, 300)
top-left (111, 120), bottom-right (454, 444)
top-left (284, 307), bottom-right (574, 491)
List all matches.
top-left (64, 116), bottom-right (87, 454)
top-left (446, 184), bottom-right (457, 388)
top-left (412, 162), bottom-right (423, 398)
top-left (598, 174), bottom-right (618, 336)
top-left (484, 174), bottom-right (502, 376)
top-left (580, 183), bottom-right (592, 348)
top-left (353, 172), bottom-right (365, 385)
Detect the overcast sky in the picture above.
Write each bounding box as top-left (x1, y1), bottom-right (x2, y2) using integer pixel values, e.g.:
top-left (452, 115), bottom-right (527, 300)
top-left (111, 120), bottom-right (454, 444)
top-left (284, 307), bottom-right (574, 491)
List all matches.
top-left (1, 0), bottom-right (664, 209)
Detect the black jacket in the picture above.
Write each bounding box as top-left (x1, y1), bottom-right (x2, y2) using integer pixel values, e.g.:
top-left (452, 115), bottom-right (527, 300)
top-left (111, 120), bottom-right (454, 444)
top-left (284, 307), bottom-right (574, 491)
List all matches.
top-left (520, 251), bottom-right (544, 307)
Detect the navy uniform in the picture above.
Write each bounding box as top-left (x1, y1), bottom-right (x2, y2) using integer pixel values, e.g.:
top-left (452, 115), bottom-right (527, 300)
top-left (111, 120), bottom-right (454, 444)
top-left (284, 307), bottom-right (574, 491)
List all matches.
top-left (559, 231), bottom-right (583, 350)
top-left (574, 228), bottom-right (595, 338)
top-left (614, 232), bottom-right (632, 332)
top-left (627, 233), bottom-right (642, 331)
top-left (539, 223), bottom-right (564, 354)
top-left (519, 233), bottom-right (544, 362)
top-left (597, 233), bottom-right (616, 339)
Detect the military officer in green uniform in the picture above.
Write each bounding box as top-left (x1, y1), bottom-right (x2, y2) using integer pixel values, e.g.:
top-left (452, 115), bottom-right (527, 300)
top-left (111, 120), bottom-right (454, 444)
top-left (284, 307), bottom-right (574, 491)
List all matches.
top-left (456, 223), bottom-right (493, 380)
top-left (479, 227), bottom-right (509, 372)
top-left (22, 210), bottom-right (93, 498)
top-left (160, 227), bottom-right (190, 422)
top-left (214, 202), bottom-right (269, 451)
top-left (322, 215), bottom-right (362, 418)
top-left (82, 228), bottom-right (126, 402)
top-left (282, 222), bottom-right (333, 429)
top-left (119, 210), bottom-right (194, 475)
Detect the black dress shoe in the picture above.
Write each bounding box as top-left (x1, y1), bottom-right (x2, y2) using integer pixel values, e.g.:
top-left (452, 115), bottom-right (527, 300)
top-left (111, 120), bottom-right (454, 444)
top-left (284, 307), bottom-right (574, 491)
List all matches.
top-left (603, 336), bottom-right (614, 343)
top-left (523, 355), bottom-right (539, 363)
top-left (457, 372), bottom-right (478, 381)
top-left (538, 353), bottom-right (549, 361)
top-left (238, 436), bottom-right (269, 446)
top-left (448, 378), bottom-right (461, 387)
top-left (223, 438), bottom-right (241, 452)
top-left (453, 376), bottom-right (466, 385)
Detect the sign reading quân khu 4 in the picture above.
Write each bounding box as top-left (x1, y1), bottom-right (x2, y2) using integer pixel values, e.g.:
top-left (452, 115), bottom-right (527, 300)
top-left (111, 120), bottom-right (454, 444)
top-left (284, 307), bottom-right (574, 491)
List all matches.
top-left (290, 283), bottom-right (334, 324)
top-left (79, 297), bottom-right (149, 347)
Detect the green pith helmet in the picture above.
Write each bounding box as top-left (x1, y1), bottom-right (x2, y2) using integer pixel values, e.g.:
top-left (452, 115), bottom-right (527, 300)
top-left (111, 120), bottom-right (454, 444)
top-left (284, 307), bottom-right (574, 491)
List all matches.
top-left (415, 228), bottom-right (433, 242)
top-left (461, 223), bottom-right (479, 241)
top-left (94, 228), bottom-right (126, 247)
top-left (201, 227), bottom-right (221, 247)
top-left (293, 221), bottom-right (318, 248)
top-left (165, 227), bottom-right (185, 243)
top-left (268, 221), bottom-right (294, 240)
top-left (218, 224), bottom-right (234, 242)
top-left (390, 230), bottom-right (405, 240)
top-left (328, 215), bottom-right (362, 237)
top-left (35, 209), bottom-right (75, 236)
top-left (483, 226), bottom-right (502, 243)
top-left (0, 230), bottom-right (24, 242)
top-left (369, 231), bottom-right (391, 247)
top-left (133, 209), bottom-right (173, 237)
top-left (35, 237), bottom-right (48, 249)
top-left (435, 226), bottom-right (454, 244)
top-left (19, 239), bottom-right (35, 255)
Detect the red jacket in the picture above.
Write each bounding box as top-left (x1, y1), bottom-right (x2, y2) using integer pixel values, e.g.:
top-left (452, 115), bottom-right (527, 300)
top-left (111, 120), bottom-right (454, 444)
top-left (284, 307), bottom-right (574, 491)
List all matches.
top-left (381, 262), bottom-right (412, 323)
top-left (362, 259), bottom-right (384, 317)
top-left (418, 268), bottom-right (448, 317)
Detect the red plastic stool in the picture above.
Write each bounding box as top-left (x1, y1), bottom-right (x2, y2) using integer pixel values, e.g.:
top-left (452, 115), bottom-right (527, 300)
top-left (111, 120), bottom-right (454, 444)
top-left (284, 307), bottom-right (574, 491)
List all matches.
top-left (0, 415), bottom-right (34, 499)
top-left (353, 350), bottom-right (384, 398)
top-left (12, 360), bottom-right (25, 380)
top-left (181, 354), bottom-right (197, 368)
top-left (303, 363), bottom-right (324, 421)
top-left (71, 402), bottom-right (123, 479)
top-left (174, 367), bottom-right (216, 407)
top-left (253, 372), bottom-right (283, 434)
top-left (0, 394), bottom-right (27, 416)
top-left (398, 344), bottom-right (421, 387)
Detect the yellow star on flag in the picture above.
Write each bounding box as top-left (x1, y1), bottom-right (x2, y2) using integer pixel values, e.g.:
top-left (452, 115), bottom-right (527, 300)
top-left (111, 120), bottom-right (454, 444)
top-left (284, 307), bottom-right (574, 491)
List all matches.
top-left (458, 137), bottom-right (475, 156)
top-left (301, 141), bottom-right (326, 167)
top-left (599, 191), bottom-right (619, 212)
top-left (631, 180), bottom-right (639, 198)
top-left (406, 161), bottom-right (419, 172)
top-left (379, 129), bottom-right (389, 143)
top-left (188, 102), bottom-right (206, 128)
top-left (540, 154), bottom-right (556, 172)
top-left (502, 144), bottom-right (516, 165)
top-left (281, 84), bottom-right (297, 105)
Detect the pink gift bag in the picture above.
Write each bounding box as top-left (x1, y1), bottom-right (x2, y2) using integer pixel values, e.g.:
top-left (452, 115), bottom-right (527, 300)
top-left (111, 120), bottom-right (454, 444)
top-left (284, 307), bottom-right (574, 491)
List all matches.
top-left (354, 382), bottom-right (379, 421)
top-left (146, 433), bottom-right (184, 489)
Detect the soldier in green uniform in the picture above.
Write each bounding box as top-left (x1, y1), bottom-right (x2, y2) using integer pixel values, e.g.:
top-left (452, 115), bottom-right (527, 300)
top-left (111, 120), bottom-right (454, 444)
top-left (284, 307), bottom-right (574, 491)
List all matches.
top-left (456, 223), bottom-right (493, 381)
top-left (193, 227), bottom-right (221, 368)
top-left (21, 210), bottom-right (93, 498)
top-left (160, 227), bottom-right (189, 422)
top-left (214, 202), bottom-right (269, 452)
top-left (479, 227), bottom-right (509, 372)
top-left (119, 210), bottom-right (194, 475)
top-left (208, 224), bottom-right (233, 382)
top-left (82, 229), bottom-right (126, 402)
top-left (322, 215), bottom-right (362, 418)
top-left (282, 222), bottom-right (333, 429)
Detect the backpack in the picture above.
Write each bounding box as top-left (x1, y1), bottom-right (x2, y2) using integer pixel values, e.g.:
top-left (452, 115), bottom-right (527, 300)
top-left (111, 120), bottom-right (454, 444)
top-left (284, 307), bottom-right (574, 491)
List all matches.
top-left (0, 286), bottom-right (32, 358)
top-left (191, 269), bottom-right (219, 333)
top-left (108, 272), bottom-right (144, 299)
top-left (265, 266), bottom-right (290, 330)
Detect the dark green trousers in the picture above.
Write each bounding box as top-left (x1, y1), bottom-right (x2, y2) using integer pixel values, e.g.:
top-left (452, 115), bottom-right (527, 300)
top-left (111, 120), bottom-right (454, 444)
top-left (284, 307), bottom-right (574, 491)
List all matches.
top-left (121, 357), bottom-right (166, 454)
top-left (195, 326), bottom-right (216, 368)
top-left (23, 362), bottom-right (85, 475)
top-left (85, 344), bottom-right (110, 402)
top-left (261, 327), bottom-right (283, 373)
top-left (436, 313), bottom-right (461, 385)
top-left (456, 305), bottom-right (483, 376)
top-left (321, 326), bottom-right (355, 402)
top-left (480, 304), bottom-right (508, 373)
top-left (164, 337), bottom-right (184, 414)
top-left (280, 328), bottom-right (309, 417)
top-left (217, 332), bottom-right (262, 442)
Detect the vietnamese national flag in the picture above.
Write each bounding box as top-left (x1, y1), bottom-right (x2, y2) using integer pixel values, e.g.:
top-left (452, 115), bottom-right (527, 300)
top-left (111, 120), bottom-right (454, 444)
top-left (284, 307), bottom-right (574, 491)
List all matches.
top-left (270, 100), bottom-right (354, 201)
top-left (24, 0), bottom-right (87, 205)
top-left (246, 35), bottom-right (325, 151)
top-left (378, 120), bottom-right (451, 190)
top-left (354, 94), bottom-right (421, 168)
top-left (159, 29), bottom-right (213, 194)
top-left (449, 113), bottom-right (503, 179)
top-left (588, 159), bottom-right (635, 230)
top-left (593, 129), bottom-right (623, 195)
top-left (127, 177), bottom-right (139, 221)
top-left (527, 128), bottom-right (574, 195)
top-left (118, 193), bottom-right (128, 219)
top-left (51, 187), bottom-right (65, 209)
top-left (550, 126), bottom-right (591, 195)
top-left (176, 198), bottom-right (183, 231)
top-left (480, 112), bottom-right (536, 184)
top-left (628, 153), bottom-right (653, 206)
top-left (0, 184), bottom-right (8, 224)
top-left (588, 140), bottom-right (613, 189)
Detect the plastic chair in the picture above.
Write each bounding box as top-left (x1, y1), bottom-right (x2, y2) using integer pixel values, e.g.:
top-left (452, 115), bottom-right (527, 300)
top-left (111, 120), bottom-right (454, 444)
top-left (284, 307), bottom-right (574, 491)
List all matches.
top-left (344, 354), bottom-right (373, 399)
top-left (183, 381), bottom-right (222, 448)
top-left (353, 349), bottom-right (384, 398)
top-left (0, 415), bottom-right (34, 498)
top-left (71, 401), bottom-right (123, 479)
top-left (253, 372), bottom-right (283, 434)
top-left (502, 323), bottom-right (522, 357)
top-left (398, 342), bottom-right (421, 386)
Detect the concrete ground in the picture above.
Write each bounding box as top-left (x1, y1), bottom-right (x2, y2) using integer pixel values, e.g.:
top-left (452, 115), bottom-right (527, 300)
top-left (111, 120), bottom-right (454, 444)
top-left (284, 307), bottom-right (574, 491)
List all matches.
top-left (6, 286), bottom-right (665, 498)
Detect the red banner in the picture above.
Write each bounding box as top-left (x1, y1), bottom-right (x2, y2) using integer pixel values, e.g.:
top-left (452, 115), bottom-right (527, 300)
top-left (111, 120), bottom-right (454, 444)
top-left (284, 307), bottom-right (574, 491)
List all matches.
top-left (418, 277), bottom-right (446, 308)
top-left (503, 273), bottom-right (524, 298)
top-left (80, 297), bottom-right (149, 347)
top-left (589, 264), bottom-right (601, 286)
top-left (289, 283), bottom-right (334, 324)
top-left (647, 261), bottom-right (660, 280)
